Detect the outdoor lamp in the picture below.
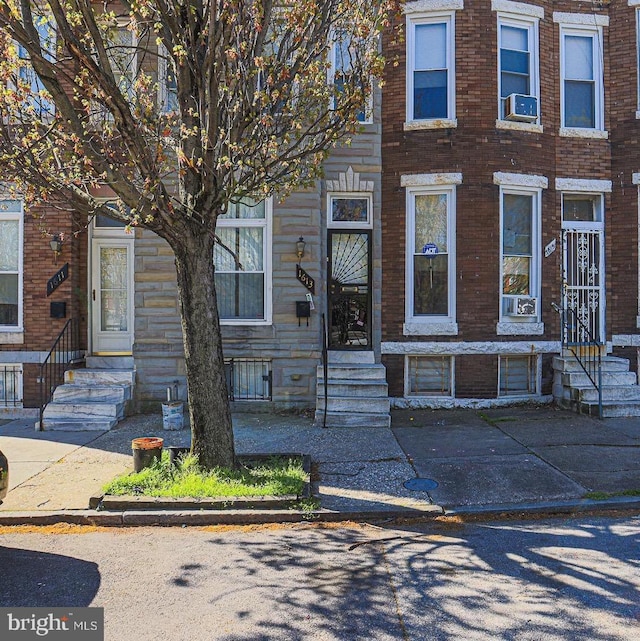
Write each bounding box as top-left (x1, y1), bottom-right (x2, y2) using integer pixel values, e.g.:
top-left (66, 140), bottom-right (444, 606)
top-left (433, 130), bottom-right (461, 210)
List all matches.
top-left (49, 234), bottom-right (63, 263)
top-left (296, 236), bottom-right (306, 261)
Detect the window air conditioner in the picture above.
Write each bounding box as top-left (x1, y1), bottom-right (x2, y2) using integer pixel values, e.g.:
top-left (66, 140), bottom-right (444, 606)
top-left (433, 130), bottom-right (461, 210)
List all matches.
top-left (506, 296), bottom-right (538, 317)
top-left (504, 94), bottom-right (538, 123)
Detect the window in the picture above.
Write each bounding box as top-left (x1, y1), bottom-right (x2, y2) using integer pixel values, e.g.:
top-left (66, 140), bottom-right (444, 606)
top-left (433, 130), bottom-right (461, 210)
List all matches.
top-left (406, 355), bottom-right (453, 396)
top-left (15, 18), bottom-right (56, 118)
top-left (560, 26), bottom-right (604, 130)
top-left (0, 364), bottom-right (22, 407)
top-left (500, 188), bottom-right (540, 319)
top-left (225, 359), bottom-right (272, 401)
top-left (331, 32), bottom-right (371, 123)
top-left (0, 200), bottom-right (23, 330)
top-left (499, 355), bottom-right (537, 396)
top-left (562, 193), bottom-right (603, 224)
top-left (158, 44), bottom-right (178, 113)
top-left (328, 194), bottom-right (371, 228)
top-left (407, 13), bottom-right (455, 123)
top-left (497, 15), bottom-right (539, 122)
top-left (215, 200), bottom-right (271, 324)
top-left (406, 186), bottom-right (456, 322)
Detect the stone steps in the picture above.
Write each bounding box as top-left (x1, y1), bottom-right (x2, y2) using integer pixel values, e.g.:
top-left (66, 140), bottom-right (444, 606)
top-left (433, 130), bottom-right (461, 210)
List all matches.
top-left (315, 351), bottom-right (390, 428)
top-left (40, 358), bottom-right (134, 431)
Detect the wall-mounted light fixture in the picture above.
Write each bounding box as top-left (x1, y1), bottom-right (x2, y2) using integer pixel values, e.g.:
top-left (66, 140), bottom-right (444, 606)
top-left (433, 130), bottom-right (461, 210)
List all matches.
top-left (49, 234), bottom-right (63, 264)
top-left (296, 236), bottom-right (306, 261)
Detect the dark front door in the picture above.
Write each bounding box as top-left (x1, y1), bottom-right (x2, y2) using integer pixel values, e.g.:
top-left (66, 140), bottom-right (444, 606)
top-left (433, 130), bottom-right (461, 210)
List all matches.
top-left (328, 230), bottom-right (371, 349)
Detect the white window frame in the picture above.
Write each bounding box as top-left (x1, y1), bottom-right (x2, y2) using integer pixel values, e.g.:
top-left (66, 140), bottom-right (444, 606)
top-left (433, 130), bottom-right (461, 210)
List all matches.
top-left (497, 354), bottom-right (539, 397)
top-left (158, 43), bottom-right (178, 113)
top-left (404, 354), bottom-right (454, 398)
top-left (557, 19), bottom-right (606, 135)
top-left (327, 193), bottom-right (373, 229)
top-left (0, 199), bottom-right (24, 333)
top-left (405, 183), bottom-right (457, 331)
top-left (215, 199), bottom-right (272, 326)
top-left (499, 185), bottom-right (542, 323)
top-left (405, 11), bottom-right (457, 129)
top-left (329, 32), bottom-right (373, 124)
top-left (496, 12), bottom-right (540, 126)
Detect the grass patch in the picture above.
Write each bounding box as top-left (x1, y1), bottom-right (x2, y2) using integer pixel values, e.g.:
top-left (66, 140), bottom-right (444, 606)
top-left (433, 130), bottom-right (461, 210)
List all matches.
top-left (584, 489), bottom-right (640, 501)
top-left (102, 451), bottom-right (308, 499)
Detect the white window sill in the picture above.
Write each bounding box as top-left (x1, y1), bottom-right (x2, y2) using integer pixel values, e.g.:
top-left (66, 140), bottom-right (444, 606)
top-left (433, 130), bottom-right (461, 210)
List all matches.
top-left (496, 321), bottom-right (544, 336)
top-left (0, 331), bottom-right (24, 344)
top-left (403, 321), bottom-right (458, 336)
top-left (220, 321), bottom-right (271, 327)
top-left (496, 119), bottom-right (543, 133)
top-left (404, 119), bottom-right (458, 131)
top-left (559, 127), bottom-right (608, 140)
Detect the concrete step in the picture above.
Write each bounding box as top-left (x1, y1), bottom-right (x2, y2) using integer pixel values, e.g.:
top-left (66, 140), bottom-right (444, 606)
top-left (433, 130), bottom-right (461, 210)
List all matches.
top-left (315, 395), bottom-right (390, 414)
top-left (43, 401), bottom-right (124, 420)
top-left (39, 417), bottom-right (118, 431)
top-left (560, 370), bottom-right (638, 387)
top-left (317, 363), bottom-right (387, 381)
top-left (52, 384), bottom-right (131, 404)
top-left (317, 379), bottom-right (389, 398)
top-left (326, 351), bottom-right (375, 365)
top-left (313, 410), bottom-right (391, 428)
top-left (85, 356), bottom-right (135, 369)
top-left (553, 355), bottom-right (630, 373)
top-left (572, 385), bottom-right (640, 403)
top-left (577, 400), bottom-right (640, 418)
top-left (65, 369), bottom-right (135, 386)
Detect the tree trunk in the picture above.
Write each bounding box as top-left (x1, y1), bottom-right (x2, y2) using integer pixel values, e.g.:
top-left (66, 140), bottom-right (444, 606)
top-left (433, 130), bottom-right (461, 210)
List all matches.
top-left (173, 231), bottom-right (236, 470)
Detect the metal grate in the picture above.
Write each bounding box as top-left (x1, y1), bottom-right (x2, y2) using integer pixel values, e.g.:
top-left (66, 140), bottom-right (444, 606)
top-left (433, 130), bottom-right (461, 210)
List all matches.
top-left (0, 364), bottom-right (22, 406)
top-left (225, 359), bottom-right (272, 401)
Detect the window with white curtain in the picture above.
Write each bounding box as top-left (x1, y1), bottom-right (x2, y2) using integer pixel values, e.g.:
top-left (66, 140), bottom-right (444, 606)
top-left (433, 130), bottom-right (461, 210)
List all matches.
top-left (0, 200), bottom-right (23, 330)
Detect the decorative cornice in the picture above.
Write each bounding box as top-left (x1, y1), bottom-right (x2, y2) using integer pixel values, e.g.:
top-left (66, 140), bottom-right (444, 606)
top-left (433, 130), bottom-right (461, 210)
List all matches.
top-left (325, 166), bottom-right (374, 193)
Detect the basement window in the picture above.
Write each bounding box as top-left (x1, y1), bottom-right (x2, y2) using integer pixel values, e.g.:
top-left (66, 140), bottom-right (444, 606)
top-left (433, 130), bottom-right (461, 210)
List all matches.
top-left (498, 355), bottom-right (537, 396)
top-left (406, 355), bottom-right (453, 396)
top-left (225, 358), bottom-right (272, 401)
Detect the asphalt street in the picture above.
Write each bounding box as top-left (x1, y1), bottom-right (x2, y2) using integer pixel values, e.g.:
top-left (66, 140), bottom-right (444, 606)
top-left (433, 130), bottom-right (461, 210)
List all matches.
top-left (1, 514), bottom-right (638, 640)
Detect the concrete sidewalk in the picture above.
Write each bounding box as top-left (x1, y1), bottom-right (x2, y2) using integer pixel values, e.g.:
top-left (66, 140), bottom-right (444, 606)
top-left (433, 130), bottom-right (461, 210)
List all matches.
top-left (0, 406), bottom-right (639, 525)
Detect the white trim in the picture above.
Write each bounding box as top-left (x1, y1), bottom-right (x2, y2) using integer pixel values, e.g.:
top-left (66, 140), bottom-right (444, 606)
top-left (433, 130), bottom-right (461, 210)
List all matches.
top-left (401, 172), bottom-right (463, 187)
top-left (612, 334), bottom-right (640, 346)
top-left (404, 118), bottom-right (458, 131)
top-left (405, 184), bottom-right (457, 326)
top-left (0, 199), bottom-right (24, 333)
top-left (496, 120), bottom-right (543, 133)
top-left (493, 172), bottom-right (548, 188)
top-left (496, 322), bottom-right (544, 335)
top-left (381, 340), bottom-right (561, 354)
top-left (405, 0), bottom-right (463, 13)
top-left (390, 395), bottom-right (553, 409)
top-left (326, 192), bottom-right (373, 229)
top-left (491, 0), bottom-right (543, 19)
top-left (629, 1), bottom-right (640, 6)
top-left (403, 322), bottom-right (459, 336)
top-left (217, 199), bottom-right (273, 326)
top-left (553, 12), bottom-right (609, 27)
top-left (633, 173), bottom-right (640, 185)
top-left (555, 178), bottom-right (612, 192)
top-left (406, 11), bottom-right (456, 124)
top-left (559, 127), bottom-right (608, 140)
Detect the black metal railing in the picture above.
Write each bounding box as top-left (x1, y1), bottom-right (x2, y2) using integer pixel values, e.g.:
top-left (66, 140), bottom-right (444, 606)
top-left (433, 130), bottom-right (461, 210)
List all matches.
top-left (553, 302), bottom-right (603, 418)
top-left (321, 313), bottom-right (328, 428)
top-left (224, 358), bottom-right (272, 401)
top-left (39, 318), bottom-right (82, 428)
top-left (1, 365), bottom-right (22, 406)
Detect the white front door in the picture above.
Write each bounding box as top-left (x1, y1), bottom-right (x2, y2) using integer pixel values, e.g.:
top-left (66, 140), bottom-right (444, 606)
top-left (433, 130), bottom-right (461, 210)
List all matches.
top-left (91, 221), bottom-right (134, 354)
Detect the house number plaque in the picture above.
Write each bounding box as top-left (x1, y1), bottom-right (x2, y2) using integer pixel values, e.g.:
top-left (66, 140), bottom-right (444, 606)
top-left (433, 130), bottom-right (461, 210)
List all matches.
top-left (296, 265), bottom-right (315, 294)
top-left (47, 263), bottom-right (69, 296)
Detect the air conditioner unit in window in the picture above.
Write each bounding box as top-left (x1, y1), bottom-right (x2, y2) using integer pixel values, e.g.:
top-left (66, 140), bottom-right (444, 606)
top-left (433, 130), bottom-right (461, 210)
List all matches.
top-left (506, 296), bottom-right (538, 317)
top-left (504, 94), bottom-right (538, 123)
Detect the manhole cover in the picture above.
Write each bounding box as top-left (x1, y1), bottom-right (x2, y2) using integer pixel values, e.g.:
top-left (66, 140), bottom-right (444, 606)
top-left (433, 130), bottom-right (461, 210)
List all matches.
top-left (403, 478), bottom-right (438, 491)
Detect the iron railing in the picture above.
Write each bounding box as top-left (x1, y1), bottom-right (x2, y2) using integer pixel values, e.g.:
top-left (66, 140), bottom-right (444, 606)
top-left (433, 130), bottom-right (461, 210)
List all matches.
top-left (39, 318), bottom-right (82, 428)
top-left (224, 358), bottom-right (272, 401)
top-left (0, 365), bottom-right (22, 407)
top-left (552, 302), bottom-right (603, 418)
top-left (321, 313), bottom-right (328, 428)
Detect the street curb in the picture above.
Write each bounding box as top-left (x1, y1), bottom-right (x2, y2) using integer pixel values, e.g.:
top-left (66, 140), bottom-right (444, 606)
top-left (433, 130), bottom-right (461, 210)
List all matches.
top-left (0, 505), bottom-right (444, 527)
top-left (444, 496), bottom-right (640, 518)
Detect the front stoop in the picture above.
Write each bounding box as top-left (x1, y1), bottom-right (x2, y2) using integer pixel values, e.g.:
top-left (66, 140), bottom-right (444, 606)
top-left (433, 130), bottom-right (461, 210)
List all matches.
top-left (553, 355), bottom-right (640, 417)
top-left (314, 351), bottom-right (391, 427)
top-left (40, 356), bottom-right (135, 431)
